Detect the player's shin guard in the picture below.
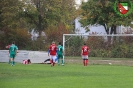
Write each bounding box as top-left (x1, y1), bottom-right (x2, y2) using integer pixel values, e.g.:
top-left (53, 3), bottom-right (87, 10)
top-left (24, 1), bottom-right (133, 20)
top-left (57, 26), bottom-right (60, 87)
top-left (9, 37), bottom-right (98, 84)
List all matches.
top-left (50, 59), bottom-right (53, 66)
top-left (50, 59), bottom-right (53, 64)
top-left (62, 59), bottom-right (63, 64)
top-left (86, 59), bottom-right (88, 66)
top-left (58, 59), bottom-right (60, 65)
top-left (53, 62), bottom-right (55, 66)
top-left (11, 60), bottom-right (14, 66)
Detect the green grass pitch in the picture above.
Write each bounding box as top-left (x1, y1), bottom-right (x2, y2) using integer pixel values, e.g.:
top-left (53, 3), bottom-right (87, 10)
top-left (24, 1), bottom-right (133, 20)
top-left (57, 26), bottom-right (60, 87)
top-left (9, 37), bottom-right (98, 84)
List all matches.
top-left (0, 63), bottom-right (133, 88)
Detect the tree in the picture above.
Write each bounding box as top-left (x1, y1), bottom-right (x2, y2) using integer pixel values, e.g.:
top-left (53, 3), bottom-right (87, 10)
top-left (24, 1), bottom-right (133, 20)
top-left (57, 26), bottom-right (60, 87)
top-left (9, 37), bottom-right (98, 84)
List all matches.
top-left (0, 0), bottom-right (32, 49)
top-left (79, 0), bottom-right (133, 46)
top-left (79, 0), bottom-right (133, 34)
top-left (0, 0), bottom-right (78, 50)
top-left (22, 0), bottom-right (77, 36)
top-left (0, 0), bottom-right (24, 30)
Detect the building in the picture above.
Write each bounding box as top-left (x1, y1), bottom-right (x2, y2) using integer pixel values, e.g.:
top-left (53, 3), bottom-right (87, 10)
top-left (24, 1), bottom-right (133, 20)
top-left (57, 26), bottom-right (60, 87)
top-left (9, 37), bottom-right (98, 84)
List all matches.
top-left (75, 18), bottom-right (133, 35)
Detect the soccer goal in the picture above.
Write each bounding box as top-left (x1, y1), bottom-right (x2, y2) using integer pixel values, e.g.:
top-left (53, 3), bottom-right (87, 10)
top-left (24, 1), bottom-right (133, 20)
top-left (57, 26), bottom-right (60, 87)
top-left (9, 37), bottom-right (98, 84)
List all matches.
top-left (63, 34), bottom-right (133, 58)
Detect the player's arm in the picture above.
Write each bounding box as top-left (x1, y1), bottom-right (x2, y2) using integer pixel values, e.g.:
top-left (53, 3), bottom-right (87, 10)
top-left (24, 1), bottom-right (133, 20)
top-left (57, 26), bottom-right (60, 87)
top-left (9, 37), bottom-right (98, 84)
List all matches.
top-left (9, 46), bottom-right (11, 54)
top-left (48, 45), bottom-right (51, 56)
top-left (56, 47), bottom-right (58, 56)
top-left (16, 50), bottom-right (18, 55)
top-left (62, 50), bottom-right (64, 55)
top-left (15, 46), bottom-right (18, 55)
top-left (56, 49), bottom-right (58, 53)
top-left (16, 49), bottom-right (18, 53)
top-left (48, 49), bottom-right (50, 56)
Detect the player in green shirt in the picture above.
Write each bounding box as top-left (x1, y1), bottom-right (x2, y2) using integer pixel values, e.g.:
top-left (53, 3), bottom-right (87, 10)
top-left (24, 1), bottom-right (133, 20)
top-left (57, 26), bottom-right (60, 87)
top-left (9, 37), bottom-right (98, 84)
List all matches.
top-left (9, 41), bottom-right (18, 66)
top-left (57, 42), bottom-right (64, 66)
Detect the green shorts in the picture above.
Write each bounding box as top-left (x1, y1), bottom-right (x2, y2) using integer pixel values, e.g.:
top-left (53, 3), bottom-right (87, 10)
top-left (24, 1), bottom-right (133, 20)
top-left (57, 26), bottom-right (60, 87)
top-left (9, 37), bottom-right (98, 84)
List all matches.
top-left (58, 54), bottom-right (63, 59)
top-left (10, 54), bottom-right (16, 59)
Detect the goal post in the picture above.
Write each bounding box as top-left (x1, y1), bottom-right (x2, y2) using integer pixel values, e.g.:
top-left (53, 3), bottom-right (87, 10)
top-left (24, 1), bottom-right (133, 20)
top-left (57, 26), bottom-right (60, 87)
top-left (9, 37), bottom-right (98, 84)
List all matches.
top-left (63, 33), bottom-right (133, 59)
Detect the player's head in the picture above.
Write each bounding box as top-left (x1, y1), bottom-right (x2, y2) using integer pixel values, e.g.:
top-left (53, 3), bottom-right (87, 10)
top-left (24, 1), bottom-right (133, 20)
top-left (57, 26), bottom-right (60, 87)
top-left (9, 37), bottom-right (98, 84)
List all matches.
top-left (12, 41), bottom-right (15, 44)
top-left (52, 41), bottom-right (55, 44)
top-left (84, 43), bottom-right (86, 45)
top-left (59, 42), bottom-right (61, 45)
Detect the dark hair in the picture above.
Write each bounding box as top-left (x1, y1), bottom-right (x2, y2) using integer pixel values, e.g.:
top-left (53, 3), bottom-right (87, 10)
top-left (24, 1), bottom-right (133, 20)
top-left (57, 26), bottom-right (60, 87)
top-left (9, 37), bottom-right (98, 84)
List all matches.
top-left (84, 43), bottom-right (86, 45)
top-left (27, 59), bottom-right (31, 64)
top-left (59, 42), bottom-right (61, 45)
top-left (12, 41), bottom-right (15, 44)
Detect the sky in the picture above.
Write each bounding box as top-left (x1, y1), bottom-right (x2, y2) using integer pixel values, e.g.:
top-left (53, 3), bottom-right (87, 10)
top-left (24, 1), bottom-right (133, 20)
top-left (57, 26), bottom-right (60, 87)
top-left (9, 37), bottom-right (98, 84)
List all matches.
top-left (75, 0), bottom-right (81, 5)
top-left (75, 0), bottom-right (88, 5)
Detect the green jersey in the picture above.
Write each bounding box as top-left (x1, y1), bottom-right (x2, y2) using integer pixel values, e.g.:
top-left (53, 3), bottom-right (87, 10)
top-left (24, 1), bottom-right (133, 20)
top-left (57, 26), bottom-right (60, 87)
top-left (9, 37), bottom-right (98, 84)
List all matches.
top-left (9, 44), bottom-right (18, 54)
top-left (57, 45), bottom-right (63, 55)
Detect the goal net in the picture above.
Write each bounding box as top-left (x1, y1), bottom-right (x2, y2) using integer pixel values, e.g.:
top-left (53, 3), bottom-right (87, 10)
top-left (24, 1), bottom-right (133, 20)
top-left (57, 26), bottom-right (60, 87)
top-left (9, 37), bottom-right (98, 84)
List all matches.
top-left (63, 34), bottom-right (133, 58)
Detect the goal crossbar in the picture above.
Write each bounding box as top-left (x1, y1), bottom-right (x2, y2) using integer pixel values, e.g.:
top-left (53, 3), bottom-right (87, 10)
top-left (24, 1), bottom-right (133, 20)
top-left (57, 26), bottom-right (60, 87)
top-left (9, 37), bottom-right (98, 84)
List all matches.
top-left (63, 34), bottom-right (133, 36)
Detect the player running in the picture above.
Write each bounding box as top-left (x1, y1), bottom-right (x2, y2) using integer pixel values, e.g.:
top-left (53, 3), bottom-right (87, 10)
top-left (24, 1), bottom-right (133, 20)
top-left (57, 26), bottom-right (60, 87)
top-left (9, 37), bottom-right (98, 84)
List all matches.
top-left (57, 42), bottom-right (64, 66)
top-left (81, 43), bottom-right (90, 66)
top-left (48, 41), bottom-right (57, 67)
top-left (9, 41), bottom-right (18, 66)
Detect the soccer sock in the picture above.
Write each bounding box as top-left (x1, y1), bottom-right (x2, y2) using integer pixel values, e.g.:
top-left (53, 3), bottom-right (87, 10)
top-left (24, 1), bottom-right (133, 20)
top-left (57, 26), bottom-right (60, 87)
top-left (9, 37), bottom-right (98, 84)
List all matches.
top-left (53, 62), bottom-right (55, 66)
top-left (85, 59), bottom-right (87, 66)
top-left (84, 59), bottom-right (88, 66)
top-left (11, 60), bottom-right (14, 65)
top-left (86, 59), bottom-right (88, 66)
top-left (58, 59), bottom-right (60, 64)
top-left (50, 59), bottom-right (53, 66)
top-left (13, 61), bottom-right (15, 65)
top-left (50, 59), bottom-right (52, 63)
top-left (62, 59), bottom-right (64, 64)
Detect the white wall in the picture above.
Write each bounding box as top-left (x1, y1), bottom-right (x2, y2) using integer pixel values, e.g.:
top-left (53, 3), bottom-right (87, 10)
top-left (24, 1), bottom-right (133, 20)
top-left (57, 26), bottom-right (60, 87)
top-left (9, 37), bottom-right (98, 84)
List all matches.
top-left (0, 50), bottom-right (49, 63)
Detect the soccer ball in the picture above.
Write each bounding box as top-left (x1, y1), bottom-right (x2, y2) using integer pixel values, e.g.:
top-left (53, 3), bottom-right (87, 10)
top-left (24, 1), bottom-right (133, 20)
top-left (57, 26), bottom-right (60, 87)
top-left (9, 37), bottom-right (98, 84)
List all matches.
top-left (109, 63), bottom-right (112, 65)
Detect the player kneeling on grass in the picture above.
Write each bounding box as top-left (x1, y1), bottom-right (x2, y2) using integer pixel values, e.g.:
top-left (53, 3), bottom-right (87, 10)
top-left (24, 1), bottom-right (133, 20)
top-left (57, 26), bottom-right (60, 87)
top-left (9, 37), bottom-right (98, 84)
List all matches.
top-left (81, 43), bottom-right (90, 66)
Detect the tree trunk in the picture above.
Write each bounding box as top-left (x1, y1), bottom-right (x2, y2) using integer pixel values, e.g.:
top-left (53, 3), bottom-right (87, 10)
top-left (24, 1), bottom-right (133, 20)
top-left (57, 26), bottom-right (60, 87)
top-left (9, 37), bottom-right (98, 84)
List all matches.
top-left (103, 24), bottom-right (117, 47)
top-left (110, 25), bottom-right (117, 46)
top-left (110, 25), bottom-right (116, 34)
top-left (103, 24), bottom-right (109, 34)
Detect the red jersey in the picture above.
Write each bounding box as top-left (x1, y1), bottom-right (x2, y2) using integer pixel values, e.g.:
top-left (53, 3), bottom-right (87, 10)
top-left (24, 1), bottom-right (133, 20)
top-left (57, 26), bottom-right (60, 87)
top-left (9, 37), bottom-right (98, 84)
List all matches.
top-left (6, 45), bottom-right (11, 49)
top-left (49, 44), bottom-right (57, 55)
top-left (82, 45), bottom-right (89, 55)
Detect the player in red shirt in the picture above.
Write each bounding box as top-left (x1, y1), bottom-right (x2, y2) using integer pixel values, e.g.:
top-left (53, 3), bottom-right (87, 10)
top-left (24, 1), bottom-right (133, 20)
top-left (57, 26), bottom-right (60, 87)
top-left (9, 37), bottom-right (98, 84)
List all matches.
top-left (81, 43), bottom-right (90, 66)
top-left (6, 44), bottom-right (11, 49)
top-left (5, 44), bottom-right (11, 64)
top-left (48, 41), bottom-right (57, 66)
